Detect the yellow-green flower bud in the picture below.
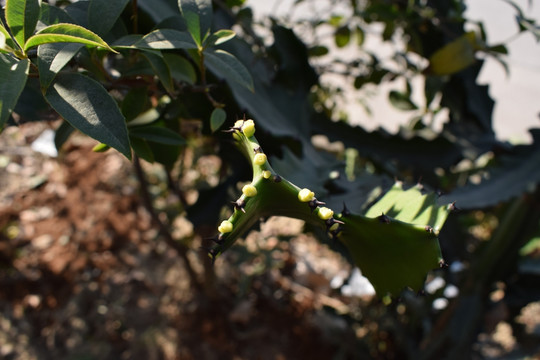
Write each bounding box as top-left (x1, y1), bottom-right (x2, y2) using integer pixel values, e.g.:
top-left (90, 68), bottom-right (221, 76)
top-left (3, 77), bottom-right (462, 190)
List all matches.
top-left (242, 119), bottom-right (256, 137)
top-left (262, 170), bottom-right (272, 179)
top-left (253, 153), bottom-right (267, 166)
top-left (298, 188), bottom-right (315, 202)
top-left (318, 207), bottom-right (334, 220)
top-left (242, 184), bottom-right (258, 197)
top-left (218, 220), bottom-right (233, 233)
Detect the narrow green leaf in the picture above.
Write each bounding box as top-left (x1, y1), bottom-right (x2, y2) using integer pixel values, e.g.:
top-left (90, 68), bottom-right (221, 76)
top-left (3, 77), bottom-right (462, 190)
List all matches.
top-left (389, 90), bottom-right (418, 111)
top-left (135, 29), bottom-right (197, 50)
top-left (24, 23), bottom-right (116, 52)
top-left (178, 0), bottom-right (213, 46)
top-left (37, 42), bottom-right (84, 89)
top-left (204, 49), bottom-right (254, 91)
top-left (5, 0), bottom-right (41, 48)
top-left (92, 143), bottom-right (110, 152)
top-left (141, 51), bottom-right (175, 94)
top-left (44, 73), bottom-right (131, 159)
top-left (210, 107), bottom-right (226, 132)
top-left (204, 29), bottom-right (235, 48)
top-left (88, 0), bottom-right (130, 36)
top-left (308, 45), bottom-right (329, 57)
top-left (0, 55), bottom-right (30, 128)
top-left (129, 125), bottom-right (185, 145)
top-left (163, 53), bottom-right (197, 84)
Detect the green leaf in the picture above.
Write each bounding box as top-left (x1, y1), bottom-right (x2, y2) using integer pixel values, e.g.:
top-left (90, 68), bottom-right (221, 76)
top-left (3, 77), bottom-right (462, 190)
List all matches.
top-left (204, 29), bottom-right (235, 48)
top-left (92, 143), bottom-right (110, 152)
top-left (204, 49), bottom-right (254, 91)
top-left (334, 25), bottom-right (351, 48)
top-left (389, 90), bottom-right (418, 111)
top-left (24, 23), bottom-right (116, 52)
top-left (178, 0), bottom-right (213, 46)
top-left (0, 20), bottom-right (17, 51)
top-left (54, 120), bottom-right (75, 150)
top-left (122, 87), bottom-right (150, 122)
top-left (129, 125), bottom-right (185, 145)
top-left (141, 51), bottom-right (174, 94)
top-left (163, 53), bottom-right (197, 84)
top-left (88, 0), bottom-right (130, 36)
top-left (44, 73), bottom-right (131, 159)
top-left (5, 0), bottom-right (42, 48)
top-left (0, 55), bottom-right (30, 128)
top-left (210, 107), bottom-right (226, 132)
top-left (134, 29), bottom-right (197, 50)
top-left (308, 45), bottom-right (329, 57)
top-left (428, 32), bottom-right (478, 76)
top-left (37, 42), bottom-right (84, 89)
top-left (130, 136), bottom-right (155, 163)
top-left (39, 3), bottom-right (76, 26)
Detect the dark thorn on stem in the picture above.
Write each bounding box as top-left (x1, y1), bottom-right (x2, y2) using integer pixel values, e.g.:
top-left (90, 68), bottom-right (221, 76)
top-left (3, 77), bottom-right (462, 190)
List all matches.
top-left (342, 202), bottom-right (351, 217)
top-left (308, 198), bottom-right (325, 212)
top-left (273, 175), bottom-right (282, 183)
top-left (253, 146), bottom-right (262, 153)
top-left (232, 199), bottom-right (246, 213)
top-left (425, 225), bottom-right (433, 233)
top-left (378, 213), bottom-right (391, 224)
top-left (448, 201), bottom-right (460, 212)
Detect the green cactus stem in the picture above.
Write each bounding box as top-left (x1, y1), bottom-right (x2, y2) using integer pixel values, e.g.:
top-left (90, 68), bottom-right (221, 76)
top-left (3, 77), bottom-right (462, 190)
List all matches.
top-left (211, 119), bottom-right (452, 297)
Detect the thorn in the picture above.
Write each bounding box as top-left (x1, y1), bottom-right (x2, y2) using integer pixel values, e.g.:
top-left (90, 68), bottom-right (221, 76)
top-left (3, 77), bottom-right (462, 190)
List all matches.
top-left (308, 198), bottom-right (326, 212)
top-left (326, 218), bottom-right (344, 227)
top-left (425, 225), bottom-right (433, 233)
top-left (341, 202), bottom-right (351, 217)
top-left (232, 199), bottom-right (246, 213)
top-left (273, 175), bottom-right (282, 183)
top-left (253, 146), bottom-right (262, 153)
top-left (378, 213), bottom-right (391, 224)
top-left (448, 201), bottom-right (460, 212)
top-left (439, 259), bottom-right (448, 268)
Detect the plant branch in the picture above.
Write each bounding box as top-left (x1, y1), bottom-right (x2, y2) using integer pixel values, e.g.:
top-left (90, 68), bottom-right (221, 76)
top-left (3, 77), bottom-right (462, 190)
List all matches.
top-left (133, 155), bottom-right (202, 291)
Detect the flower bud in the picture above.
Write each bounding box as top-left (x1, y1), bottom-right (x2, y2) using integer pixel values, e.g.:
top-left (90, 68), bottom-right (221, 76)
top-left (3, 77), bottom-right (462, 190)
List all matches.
top-left (242, 120), bottom-right (256, 137)
top-left (218, 220), bottom-right (233, 233)
top-left (318, 207), bottom-right (334, 220)
top-left (298, 188), bottom-right (315, 202)
top-left (242, 184), bottom-right (258, 197)
top-left (262, 170), bottom-right (272, 179)
top-left (253, 153), bottom-right (267, 166)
